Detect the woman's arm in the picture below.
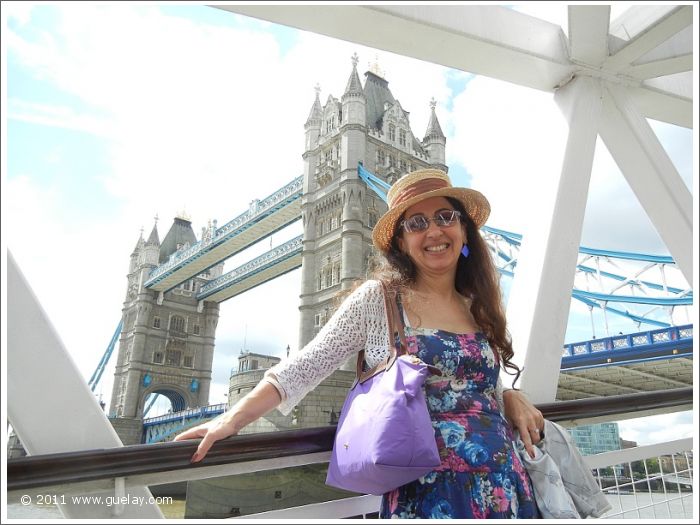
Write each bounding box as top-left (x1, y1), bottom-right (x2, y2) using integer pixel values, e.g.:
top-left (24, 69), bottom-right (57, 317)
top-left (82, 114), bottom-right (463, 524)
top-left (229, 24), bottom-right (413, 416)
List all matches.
top-left (173, 280), bottom-right (384, 461)
top-left (173, 381), bottom-right (282, 462)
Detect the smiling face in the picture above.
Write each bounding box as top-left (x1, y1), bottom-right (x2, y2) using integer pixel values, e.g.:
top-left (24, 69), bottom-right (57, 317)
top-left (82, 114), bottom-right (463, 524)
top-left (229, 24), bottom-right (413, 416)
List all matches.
top-left (396, 196), bottom-right (467, 279)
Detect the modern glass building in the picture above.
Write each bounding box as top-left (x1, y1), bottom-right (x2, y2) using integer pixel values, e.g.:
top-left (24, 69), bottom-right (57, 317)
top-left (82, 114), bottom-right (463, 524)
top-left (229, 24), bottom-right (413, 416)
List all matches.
top-left (569, 422), bottom-right (621, 456)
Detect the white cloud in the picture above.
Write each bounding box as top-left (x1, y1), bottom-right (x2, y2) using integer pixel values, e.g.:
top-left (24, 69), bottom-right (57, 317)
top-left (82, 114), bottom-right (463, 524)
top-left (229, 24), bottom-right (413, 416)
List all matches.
top-left (449, 75), bottom-right (567, 231)
top-left (5, 2), bottom-right (35, 27)
top-left (618, 411), bottom-right (694, 446)
top-left (6, 98), bottom-right (114, 137)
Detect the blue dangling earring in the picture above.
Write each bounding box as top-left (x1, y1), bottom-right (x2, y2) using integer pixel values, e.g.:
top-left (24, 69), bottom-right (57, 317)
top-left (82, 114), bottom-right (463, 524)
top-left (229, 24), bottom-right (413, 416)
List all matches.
top-left (461, 244), bottom-right (470, 258)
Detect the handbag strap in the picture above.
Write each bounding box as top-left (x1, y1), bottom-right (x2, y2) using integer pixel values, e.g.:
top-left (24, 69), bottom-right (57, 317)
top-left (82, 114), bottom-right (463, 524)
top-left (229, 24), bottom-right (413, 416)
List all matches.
top-left (355, 281), bottom-right (406, 383)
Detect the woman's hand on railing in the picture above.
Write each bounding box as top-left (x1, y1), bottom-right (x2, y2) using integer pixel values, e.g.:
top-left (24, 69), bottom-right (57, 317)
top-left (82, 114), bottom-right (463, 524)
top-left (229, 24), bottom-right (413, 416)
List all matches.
top-left (173, 415), bottom-right (239, 463)
top-left (503, 389), bottom-right (545, 459)
top-left (174, 381), bottom-right (283, 463)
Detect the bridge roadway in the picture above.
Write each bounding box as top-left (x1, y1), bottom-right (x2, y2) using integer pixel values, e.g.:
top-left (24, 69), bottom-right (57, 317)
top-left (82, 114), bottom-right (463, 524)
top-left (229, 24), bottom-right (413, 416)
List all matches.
top-left (142, 324), bottom-right (693, 443)
top-left (144, 176), bottom-right (302, 293)
top-left (197, 236), bottom-right (302, 303)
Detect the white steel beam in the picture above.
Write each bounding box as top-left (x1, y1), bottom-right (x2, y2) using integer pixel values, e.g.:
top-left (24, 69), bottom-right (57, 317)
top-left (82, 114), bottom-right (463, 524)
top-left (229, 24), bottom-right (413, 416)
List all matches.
top-left (218, 5), bottom-right (575, 92)
top-left (623, 23), bottom-right (693, 64)
top-left (644, 70), bottom-right (693, 99)
top-left (598, 84), bottom-right (693, 285)
top-left (7, 252), bottom-right (163, 519)
top-left (568, 5), bottom-right (610, 66)
top-left (604, 6), bottom-right (692, 70)
top-left (627, 84), bottom-right (692, 128)
top-left (505, 76), bottom-right (603, 403)
top-left (625, 53), bottom-right (693, 80)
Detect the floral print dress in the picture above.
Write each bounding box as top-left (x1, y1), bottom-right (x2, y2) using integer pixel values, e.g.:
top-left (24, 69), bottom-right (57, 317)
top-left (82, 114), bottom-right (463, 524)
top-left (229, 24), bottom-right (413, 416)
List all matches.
top-left (379, 323), bottom-right (539, 519)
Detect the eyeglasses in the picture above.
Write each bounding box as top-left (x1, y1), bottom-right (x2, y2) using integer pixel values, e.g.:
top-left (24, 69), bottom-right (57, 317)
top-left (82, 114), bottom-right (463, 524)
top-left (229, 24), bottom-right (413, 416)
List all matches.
top-left (400, 210), bottom-right (462, 233)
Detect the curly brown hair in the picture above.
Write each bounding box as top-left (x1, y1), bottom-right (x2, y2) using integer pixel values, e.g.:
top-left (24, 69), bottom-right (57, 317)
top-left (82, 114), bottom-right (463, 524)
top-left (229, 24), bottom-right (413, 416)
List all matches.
top-left (369, 196), bottom-right (520, 379)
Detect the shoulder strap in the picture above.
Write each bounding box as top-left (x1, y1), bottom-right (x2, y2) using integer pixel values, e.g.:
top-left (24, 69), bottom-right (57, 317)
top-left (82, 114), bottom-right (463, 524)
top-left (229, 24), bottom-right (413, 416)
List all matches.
top-left (387, 284), bottom-right (408, 357)
top-left (354, 281), bottom-right (404, 383)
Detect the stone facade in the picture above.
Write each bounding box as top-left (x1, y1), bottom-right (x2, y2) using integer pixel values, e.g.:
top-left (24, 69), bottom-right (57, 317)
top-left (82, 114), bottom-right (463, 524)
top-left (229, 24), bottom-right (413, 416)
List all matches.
top-left (298, 56), bottom-right (447, 357)
top-left (228, 351), bottom-right (355, 434)
top-left (108, 216), bottom-right (223, 444)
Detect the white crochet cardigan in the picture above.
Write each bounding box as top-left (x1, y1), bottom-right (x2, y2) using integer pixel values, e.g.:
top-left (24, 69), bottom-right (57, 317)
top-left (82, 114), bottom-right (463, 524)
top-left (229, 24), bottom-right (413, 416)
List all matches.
top-left (264, 279), bottom-right (505, 415)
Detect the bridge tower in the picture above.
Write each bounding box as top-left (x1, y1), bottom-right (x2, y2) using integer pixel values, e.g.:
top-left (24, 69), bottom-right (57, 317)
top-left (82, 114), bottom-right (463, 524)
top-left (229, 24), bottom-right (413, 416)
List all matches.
top-left (108, 215), bottom-right (221, 444)
top-left (298, 54), bottom-right (447, 348)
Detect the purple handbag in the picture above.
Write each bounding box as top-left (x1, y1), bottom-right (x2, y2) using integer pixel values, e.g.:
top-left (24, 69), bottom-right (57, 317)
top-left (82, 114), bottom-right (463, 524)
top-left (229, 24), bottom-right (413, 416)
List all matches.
top-left (325, 283), bottom-right (441, 495)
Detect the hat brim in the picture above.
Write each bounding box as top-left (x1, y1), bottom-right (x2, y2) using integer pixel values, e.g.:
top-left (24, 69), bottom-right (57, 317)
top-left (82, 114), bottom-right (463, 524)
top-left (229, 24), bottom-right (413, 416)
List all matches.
top-left (372, 187), bottom-right (491, 253)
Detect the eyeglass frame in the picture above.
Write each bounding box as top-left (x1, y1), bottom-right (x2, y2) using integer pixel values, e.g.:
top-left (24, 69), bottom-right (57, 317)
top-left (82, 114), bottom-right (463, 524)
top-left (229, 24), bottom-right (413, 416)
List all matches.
top-left (399, 209), bottom-right (463, 233)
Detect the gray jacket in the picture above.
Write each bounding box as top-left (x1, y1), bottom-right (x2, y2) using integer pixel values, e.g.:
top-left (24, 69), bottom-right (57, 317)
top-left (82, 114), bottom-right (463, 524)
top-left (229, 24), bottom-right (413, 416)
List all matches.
top-left (515, 419), bottom-right (612, 519)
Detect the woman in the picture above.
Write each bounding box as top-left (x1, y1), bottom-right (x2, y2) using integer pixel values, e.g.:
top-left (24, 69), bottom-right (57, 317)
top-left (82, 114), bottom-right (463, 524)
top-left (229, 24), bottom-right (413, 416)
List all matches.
top-left (175, 168), bottom-right (544, 518)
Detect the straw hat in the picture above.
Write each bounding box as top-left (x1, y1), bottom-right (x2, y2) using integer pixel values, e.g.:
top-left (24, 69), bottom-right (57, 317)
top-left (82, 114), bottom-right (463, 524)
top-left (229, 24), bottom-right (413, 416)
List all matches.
top-left (372, 168), bottom-right (490, 253)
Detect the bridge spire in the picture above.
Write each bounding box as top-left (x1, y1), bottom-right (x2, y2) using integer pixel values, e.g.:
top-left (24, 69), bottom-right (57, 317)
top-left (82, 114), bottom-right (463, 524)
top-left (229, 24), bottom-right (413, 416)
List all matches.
top-left (132, 229), bottom-right (145, 254)
top-left (344, 52), bottom-right (363, 96)
top-left (146, 218), bottom-right (160, 246)
top-left (305, 84), bottom-right (323, 127)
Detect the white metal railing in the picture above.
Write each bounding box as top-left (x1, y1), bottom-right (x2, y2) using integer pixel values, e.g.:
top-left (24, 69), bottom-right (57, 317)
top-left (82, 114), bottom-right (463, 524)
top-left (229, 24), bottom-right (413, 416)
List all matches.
top-left (585, 438), bottom-right (694, 519)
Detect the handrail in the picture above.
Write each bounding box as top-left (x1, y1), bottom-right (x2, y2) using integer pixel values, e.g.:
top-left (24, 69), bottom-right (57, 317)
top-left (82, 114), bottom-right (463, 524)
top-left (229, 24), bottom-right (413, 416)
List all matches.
top-left (7, 387), bottom-right (692, 492)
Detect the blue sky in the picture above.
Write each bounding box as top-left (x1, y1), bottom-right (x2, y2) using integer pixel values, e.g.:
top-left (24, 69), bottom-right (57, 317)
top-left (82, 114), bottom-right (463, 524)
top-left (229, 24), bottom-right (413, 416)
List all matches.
top-left (2, 3), bottom-right (695, 444)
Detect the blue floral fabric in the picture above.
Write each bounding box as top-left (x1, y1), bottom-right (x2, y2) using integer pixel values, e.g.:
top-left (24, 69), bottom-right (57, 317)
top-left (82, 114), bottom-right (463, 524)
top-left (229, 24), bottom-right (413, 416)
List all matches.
top-left (379, 327), bottom-right (539, 519)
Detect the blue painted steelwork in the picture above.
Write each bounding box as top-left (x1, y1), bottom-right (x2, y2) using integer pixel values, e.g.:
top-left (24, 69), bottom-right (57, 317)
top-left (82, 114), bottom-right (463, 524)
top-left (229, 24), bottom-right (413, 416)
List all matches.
top-left (570, 292), bottom-right (671, 328)
top-left (495, 248), bottom-right (685, 296)
top-left (561, 324), bottom-right (693, 368)
top-left (575, 265), bottom-right (686, 294)
top-left (143, 403), bottom-right (227, 444)
top-left (485, 227), bottom-right (683, 294)
top-left (144, 176), bottom-right (303, 290)
top-left (573, 289), bottom-right (692, 306)
top-left (143, 393), bottom-right (158, 417)
top-left (197, 235), bottom-right (302, 301)
top-left (88, 320), bottom-right (123, 392)
top-left (492, 271), bottom-right (672, 327)
top-left (482, 225), bottom-right (675, 264)
top-left (483, 225), bottom-right (523, 245)
top-left (562, 352), bottom-right (693, 373)
top-left (357, 163), bottom-right (388, 201)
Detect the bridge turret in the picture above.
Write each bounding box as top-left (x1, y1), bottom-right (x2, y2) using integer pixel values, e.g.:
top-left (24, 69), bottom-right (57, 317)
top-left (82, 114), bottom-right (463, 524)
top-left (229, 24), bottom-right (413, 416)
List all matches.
top-left (341, 52), bottom-right (366, 129)
top-left (304, 84), bottom-right (322, 162)
top-left (141, 220), bottom-right (160, 267)
top-left (129, 230), bottom-right (144, 273)
top-left (422, 98), bottom-right (447, 171)
top-left (109, 214), bottom-right (219, 441)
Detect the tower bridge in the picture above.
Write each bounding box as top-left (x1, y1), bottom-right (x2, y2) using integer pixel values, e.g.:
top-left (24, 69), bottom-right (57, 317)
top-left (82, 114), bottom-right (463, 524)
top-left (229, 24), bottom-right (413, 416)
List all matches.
top-left (91, 41), bottom-right (692, 446)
